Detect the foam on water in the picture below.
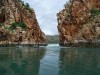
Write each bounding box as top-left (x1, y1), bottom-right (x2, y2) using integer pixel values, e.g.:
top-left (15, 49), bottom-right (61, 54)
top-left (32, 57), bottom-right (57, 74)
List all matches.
top-left (48, 44), bottom-right (59, 47)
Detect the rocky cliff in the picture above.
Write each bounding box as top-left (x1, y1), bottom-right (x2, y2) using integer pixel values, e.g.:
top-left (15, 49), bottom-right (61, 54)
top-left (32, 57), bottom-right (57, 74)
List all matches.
top-left (0, 0), bottom-right (46, 45)
top-left (57, 0), bottom-right (100, 46)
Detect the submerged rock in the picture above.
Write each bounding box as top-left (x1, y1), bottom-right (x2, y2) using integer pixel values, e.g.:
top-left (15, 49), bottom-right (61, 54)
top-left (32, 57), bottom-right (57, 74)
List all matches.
top-left (0, 0), bottom-right (46, 45)
top-left (57, 0), bottom-right (100, 46)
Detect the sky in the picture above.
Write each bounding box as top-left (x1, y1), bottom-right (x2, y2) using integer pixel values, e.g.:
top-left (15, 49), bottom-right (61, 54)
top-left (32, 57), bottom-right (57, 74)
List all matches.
top-left (22, 0), bottom-right (67, 35)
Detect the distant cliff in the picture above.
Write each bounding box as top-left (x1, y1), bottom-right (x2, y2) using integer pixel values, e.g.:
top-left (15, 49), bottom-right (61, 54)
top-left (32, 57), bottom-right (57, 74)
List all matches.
top-left (0, 0), bottom-right (46, 45)
top-left (57, 0), bottom-right (100, 46)
top-left (46, 35), bottom-right (59, 44)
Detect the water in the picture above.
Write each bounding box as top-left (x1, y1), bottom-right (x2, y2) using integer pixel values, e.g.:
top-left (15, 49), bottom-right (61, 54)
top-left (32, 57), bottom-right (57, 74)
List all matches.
top-left (0, 44), bottom-right (100, 75)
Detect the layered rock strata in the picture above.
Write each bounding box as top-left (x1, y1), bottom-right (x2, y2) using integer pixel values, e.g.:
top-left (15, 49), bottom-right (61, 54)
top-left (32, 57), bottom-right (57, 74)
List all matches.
top-left (57, 0), bottom-right (100, 47)
top-left (0, 0), bottom-right (46, 45)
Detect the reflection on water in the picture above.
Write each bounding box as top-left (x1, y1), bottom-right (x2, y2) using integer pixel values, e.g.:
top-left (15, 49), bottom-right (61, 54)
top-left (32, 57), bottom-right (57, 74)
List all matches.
top-left (0, 45), bottom-right (100, 75)
top-left (59, 48), bottom-right (100, 75)
top-left (0, 47), bottom-right (46, 75)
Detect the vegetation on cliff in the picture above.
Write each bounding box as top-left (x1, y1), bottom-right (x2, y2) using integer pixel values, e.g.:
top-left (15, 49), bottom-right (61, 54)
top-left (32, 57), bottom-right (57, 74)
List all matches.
top-left (91, 8), bottom-right (100, 16)
top-left (21, 1), bottom-right (33, 13)
top-left (0, 23), bottom-right (3, 27)
top-left (9, 22), bottom-right (27, 30)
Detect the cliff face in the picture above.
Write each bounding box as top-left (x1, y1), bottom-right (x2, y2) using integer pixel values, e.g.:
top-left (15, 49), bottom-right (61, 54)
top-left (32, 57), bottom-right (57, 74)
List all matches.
top-left (0, 0), bottom-right (46, 44)
top-left (57, 0), bottom-right (100, 44)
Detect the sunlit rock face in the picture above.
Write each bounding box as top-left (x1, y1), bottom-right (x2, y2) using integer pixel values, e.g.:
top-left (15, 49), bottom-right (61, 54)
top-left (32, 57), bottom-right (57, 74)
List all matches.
top-left (0, 0), bottom-right (46, 44)
top-left (57, 0), bottom-right (100, 45)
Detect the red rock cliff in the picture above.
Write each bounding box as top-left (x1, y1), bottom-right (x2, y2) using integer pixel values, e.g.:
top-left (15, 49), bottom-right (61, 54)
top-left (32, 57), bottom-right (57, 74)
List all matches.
top-left (0, 0), bottom-right (46, 45)
top-left (57, 0), bottom-right (100, 45)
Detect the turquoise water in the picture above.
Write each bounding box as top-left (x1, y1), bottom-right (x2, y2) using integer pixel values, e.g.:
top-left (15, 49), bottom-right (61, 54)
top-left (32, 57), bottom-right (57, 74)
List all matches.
top-left (0, 44), bottom-right (100, 75)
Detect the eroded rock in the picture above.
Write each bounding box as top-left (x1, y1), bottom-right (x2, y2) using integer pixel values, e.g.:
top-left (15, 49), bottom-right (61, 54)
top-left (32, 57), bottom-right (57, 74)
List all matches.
top-left (0, 0), bottom-right (46, 45)
top-left (57, 0), bottom-right (100, 45)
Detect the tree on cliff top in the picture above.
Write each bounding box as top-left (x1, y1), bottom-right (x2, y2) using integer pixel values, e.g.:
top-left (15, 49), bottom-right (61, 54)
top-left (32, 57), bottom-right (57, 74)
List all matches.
top-left (21, 1), bottom-right (33, 13)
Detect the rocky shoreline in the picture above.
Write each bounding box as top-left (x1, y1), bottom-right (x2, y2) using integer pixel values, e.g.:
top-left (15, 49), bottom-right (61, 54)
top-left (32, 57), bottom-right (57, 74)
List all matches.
top-left (60, 42), bottom-right (100, 47)
top-left (0, 43), bottom-right (47, 47)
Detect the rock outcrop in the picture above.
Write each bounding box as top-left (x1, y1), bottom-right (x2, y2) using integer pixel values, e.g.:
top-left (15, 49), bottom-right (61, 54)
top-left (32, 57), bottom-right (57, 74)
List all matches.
top-left (57, 0), bottom-right (100, 46)
top-left (0, 0), bottom-right (46, 45)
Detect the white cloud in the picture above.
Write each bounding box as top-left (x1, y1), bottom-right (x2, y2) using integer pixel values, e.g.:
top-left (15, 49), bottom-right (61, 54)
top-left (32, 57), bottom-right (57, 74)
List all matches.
top-left (22, 0), bottom-right (67, 35)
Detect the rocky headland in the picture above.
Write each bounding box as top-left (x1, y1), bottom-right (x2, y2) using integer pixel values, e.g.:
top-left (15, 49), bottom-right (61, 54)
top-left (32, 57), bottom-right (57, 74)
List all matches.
top-left (0, 0), bottom-right (47, 46)
top-left (57, 0), bottom-right (100, 47)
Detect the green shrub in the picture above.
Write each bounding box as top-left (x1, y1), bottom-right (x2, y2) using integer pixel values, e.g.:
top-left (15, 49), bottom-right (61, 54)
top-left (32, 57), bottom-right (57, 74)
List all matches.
top-left (0, 23), bottom-right (3, 27)
top-left (25, 3), bottom-right (30, 8)
top-left (90, 8), bottom-right (100, 16)
top-left (24, 3), bottom-right (33, 13)
top-left (20, 1), bottom-right (33, 13)
top-left (9, 22), bottom-right (27, 30)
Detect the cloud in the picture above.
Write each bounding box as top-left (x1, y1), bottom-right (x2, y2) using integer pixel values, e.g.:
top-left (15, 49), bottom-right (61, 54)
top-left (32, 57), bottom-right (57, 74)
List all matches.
top-left (22, 0), bottom-right (67, 35)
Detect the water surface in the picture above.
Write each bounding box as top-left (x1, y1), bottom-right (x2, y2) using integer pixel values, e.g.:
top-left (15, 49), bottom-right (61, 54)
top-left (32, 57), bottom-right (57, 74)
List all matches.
top-left (0, 44), bottom-right (100, 75)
